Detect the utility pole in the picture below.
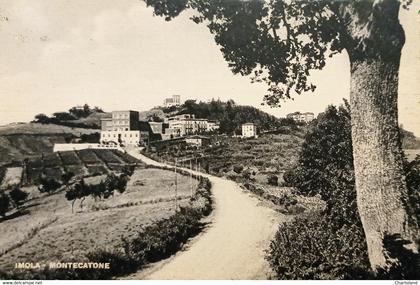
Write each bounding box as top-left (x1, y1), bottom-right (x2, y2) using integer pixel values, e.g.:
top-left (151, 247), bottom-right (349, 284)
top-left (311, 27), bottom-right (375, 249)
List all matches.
top-left (190, 159), bottom-right (193, 197)
top-left (198, 162), bottom-right (201, 184)
top-left (195, 158), bottom-right (198, 188)
top-left (175, 157), bottom-right (178, 212)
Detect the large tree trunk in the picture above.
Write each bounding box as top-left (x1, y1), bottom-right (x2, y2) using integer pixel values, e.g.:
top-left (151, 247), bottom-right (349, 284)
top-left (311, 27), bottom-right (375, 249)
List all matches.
top-left (340, 0), bottom-right (419, 271)
top-left (349, 57), bottom-right (417, 270)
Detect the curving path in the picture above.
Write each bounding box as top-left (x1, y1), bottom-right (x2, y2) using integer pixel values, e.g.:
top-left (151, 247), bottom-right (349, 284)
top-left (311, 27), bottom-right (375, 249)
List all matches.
top-left (126, 148), bottom-right (283, 280)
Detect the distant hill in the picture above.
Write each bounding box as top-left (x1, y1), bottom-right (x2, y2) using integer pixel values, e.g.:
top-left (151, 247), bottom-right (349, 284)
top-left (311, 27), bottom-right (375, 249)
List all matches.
top-left (401, 128), bottom-right (420, 149)
top-left (32, 104), bottom-right (108, 129)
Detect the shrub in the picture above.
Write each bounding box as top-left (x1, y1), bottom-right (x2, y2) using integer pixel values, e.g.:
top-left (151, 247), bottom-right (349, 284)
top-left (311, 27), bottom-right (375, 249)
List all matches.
top-left (267, 213), bottom-right (371, 280)
top-left (404, 156), bottom-right (420, 226)
top-left (9, 186), bottom-right (29, 207)
top-left (85, 250), bottom-right (138, 278)
top-left (233, 164), bottom-right (244, 174)
top-left (267, 174), bottom-right (279, 186)
top-left (61, 171), bottom-right (75, 185)
top-left (38, 175), bottom-right (62, 194)
top-left (0, 194), bottom-right (10, 217)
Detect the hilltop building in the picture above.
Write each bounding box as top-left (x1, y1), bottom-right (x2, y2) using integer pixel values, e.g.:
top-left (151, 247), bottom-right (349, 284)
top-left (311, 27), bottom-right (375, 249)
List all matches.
top-left (286, 112), bottom-right (315, 123)
top-left (100, 110), bottom-right (148, 146)
top-left (163, 95), bottom-right (181, 108)
top-left (242, 123), bottom-right (257, 138)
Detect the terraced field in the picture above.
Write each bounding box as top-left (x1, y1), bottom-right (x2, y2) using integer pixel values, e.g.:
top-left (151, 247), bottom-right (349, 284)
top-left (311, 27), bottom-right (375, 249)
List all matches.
top-left (23, 149), bottom-right (140, 185)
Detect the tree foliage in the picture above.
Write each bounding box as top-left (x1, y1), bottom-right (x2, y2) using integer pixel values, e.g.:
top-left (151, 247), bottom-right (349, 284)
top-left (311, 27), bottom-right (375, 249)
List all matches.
top-left (38, 175), bottom-right (62, 194)
top-left (144, 0), bottom-right (414, 105)
top-left (271, 102), bottom-right (420, 279)
top-left (32, 104), bottom-right (104, 129)
top-left (175, 99), bottom-right (296, 134)
top-left (65, 173), bottom-right (130, 213)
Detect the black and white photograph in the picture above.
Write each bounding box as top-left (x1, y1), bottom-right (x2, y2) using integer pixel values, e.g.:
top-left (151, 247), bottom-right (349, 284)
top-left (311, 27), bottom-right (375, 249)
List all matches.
top-left (0, 0), bottom-right (419, 282)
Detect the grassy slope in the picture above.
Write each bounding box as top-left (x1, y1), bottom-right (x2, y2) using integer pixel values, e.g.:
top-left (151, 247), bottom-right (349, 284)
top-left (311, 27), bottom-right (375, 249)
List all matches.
top-left (0, 123), bottom-right (98, 135)
top-left (0, 167), bottom-right (192, 271)
top-left (70, 112), bottom-right (110, 128)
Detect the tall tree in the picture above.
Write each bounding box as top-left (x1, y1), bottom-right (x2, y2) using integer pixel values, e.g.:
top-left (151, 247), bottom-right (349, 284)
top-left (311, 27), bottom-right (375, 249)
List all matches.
top-left (144, 0), bottom-right (418, 271)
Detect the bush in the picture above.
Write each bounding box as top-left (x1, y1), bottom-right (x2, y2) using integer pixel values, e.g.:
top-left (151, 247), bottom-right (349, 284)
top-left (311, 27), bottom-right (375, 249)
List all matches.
top-left (38, 175), bottom-right (62, 194)
top-left (85, 250), bottom-right (138, 278)
top-left (233, 164), bottom-right (244, 174)
top-left (267, 175), bottom-right (279, 186)
top-left (0, 194), bottom-right (10, 217)
top-left (267, 213), bottom-right (371, 280)
top-left (9, 186), bottom-right (29, 207)
top-left (404, 156), bottom-right (420, 226)
top-left (267, 101), bottom-right (420, 279)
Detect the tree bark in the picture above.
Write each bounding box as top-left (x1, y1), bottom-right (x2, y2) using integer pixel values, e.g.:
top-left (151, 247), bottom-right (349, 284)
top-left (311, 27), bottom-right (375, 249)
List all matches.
top-left (349, 57), bottom-right (417, 270)
top-left (340, 0), bottom-right (419, 271)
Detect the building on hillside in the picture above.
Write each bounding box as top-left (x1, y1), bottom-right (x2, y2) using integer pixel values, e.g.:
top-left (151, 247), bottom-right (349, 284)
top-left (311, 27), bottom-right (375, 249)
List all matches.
top-left (242, 123), bottom-right (258, 138)
top-left (185, 135), bottom-right (211, 147)
top-left (167, 114), bottom-right (213, 137)
top-left (286, 112), bottom-right (315, 123)
top-left (163, 95), bottom-right (181, 108)
top-left (100, 110), bottom-right (146, 146)
top-left (206, 120), bottom-right (220, 132)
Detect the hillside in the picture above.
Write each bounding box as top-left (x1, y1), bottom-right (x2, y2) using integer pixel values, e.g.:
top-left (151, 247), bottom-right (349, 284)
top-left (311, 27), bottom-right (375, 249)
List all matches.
top-left (0, 123), bottom-right (98, 136)
top-left (71, 112), bottom-right (110, 128)
top-left (0, 123), bottom-right (99, 166)
top-left (0, 166), bottom-right (194, 272)
top-left (142, 100), bottom-right (297, 134)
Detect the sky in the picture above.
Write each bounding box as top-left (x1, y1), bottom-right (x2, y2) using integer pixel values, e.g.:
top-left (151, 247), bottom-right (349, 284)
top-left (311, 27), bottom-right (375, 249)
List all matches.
top-left (0, 0), bottom-right (419, 135)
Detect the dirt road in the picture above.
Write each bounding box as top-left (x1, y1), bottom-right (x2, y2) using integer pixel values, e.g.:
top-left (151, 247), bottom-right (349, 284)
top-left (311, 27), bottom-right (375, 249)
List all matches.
top-left (126, 148), bottom-right (282, 280)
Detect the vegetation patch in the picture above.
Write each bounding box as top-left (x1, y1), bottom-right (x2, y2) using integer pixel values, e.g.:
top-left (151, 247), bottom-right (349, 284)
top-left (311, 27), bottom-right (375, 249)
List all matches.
top-left (266, 102), bottom-right (420, 279)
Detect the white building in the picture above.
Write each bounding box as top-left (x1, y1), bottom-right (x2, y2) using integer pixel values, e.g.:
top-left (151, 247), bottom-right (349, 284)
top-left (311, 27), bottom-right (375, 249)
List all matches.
top-left (242, 123), bottom-right (257, 138)
top-left (185, 135), bottom-right (211, 147)
top-left (286, 112), bottom-right (315, 123)
top-left (166, 114), bottom-right (218, 137)
top-left (163, 95), bottom-right (181, 108)
top-left (100, 110), bottom-right (145, 146)
top-left (206, 120), bottom-right (220, 132)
